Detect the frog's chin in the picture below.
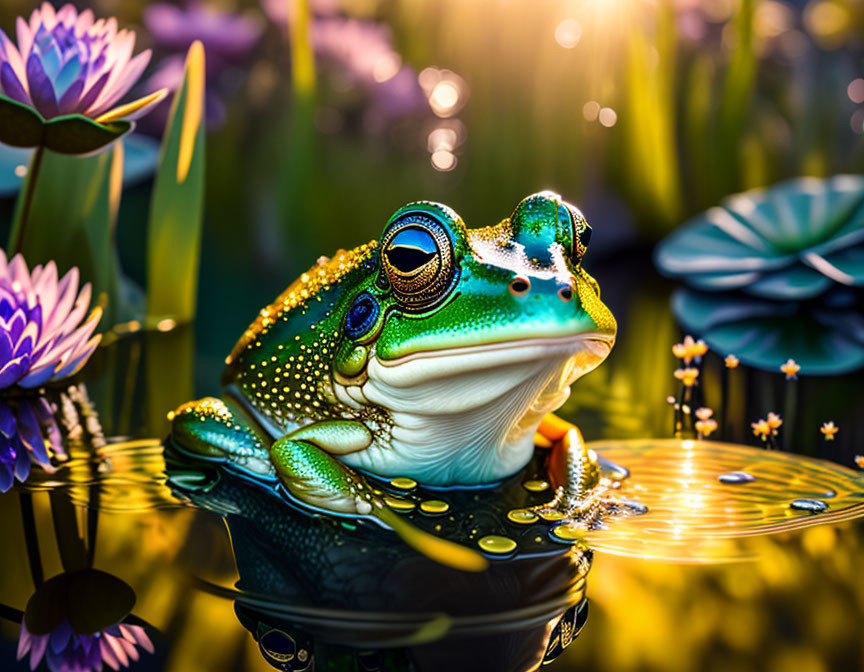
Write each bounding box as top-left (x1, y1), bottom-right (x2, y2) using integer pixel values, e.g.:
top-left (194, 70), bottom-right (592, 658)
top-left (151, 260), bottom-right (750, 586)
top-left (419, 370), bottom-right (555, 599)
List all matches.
top-left (337, 332), bottom-right (614, 486)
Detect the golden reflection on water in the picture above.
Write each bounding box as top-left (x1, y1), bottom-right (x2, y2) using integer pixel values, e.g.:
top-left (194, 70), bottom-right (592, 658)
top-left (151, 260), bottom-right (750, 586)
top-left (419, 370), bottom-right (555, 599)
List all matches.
top-left (590, 439), bottom-right (864, 562)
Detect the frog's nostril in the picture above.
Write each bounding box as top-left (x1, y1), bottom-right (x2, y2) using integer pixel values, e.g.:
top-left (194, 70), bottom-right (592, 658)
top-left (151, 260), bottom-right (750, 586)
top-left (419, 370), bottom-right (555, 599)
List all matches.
top-left (509, 277), bottom-right (531, 297)
top-left (558, 285), bottom-right (574, 302)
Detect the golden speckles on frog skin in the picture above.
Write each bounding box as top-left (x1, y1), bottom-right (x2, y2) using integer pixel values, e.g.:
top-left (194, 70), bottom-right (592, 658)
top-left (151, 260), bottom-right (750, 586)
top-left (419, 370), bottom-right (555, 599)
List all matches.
top-left (170, 192), bottom-right (619, 563)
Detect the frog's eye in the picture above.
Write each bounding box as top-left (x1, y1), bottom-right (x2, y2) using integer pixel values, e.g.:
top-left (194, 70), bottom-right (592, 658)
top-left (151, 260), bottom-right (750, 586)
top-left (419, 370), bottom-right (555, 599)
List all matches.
top-left (380, 216), bottom-right (455, 309)
top-left (559, 204), bottom-right (592, 266)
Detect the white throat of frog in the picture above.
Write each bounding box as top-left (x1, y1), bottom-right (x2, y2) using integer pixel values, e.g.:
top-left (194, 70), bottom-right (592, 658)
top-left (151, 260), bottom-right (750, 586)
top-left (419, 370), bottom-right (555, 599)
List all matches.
top-left (331, 334), bottom-right (612, 486)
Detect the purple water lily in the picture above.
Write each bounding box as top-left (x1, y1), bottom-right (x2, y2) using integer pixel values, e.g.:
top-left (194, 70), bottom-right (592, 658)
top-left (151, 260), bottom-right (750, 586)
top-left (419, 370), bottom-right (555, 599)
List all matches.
top-left (0, 251), bottom-right (101, 492)
top-left (0, 2), bottom-right (165, 122)
top-left (0, 396), bottom-right (64, 492)
top-left (0, 251), bottom-right (101, 390)
top-left (144, 2), bottom-right (263, 68)
top-left (18, 619), bottom-right (154, 672)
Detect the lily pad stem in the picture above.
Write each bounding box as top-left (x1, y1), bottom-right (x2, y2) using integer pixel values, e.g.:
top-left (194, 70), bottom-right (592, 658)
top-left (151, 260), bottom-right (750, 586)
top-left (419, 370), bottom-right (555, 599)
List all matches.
top-left (9, 144), bottom-right (45, 255)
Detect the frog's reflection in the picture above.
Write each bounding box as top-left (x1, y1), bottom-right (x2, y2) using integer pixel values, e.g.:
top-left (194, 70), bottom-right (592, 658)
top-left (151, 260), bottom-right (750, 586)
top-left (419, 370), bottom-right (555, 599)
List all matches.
top-left (165, 446), bottom-right (593, 672)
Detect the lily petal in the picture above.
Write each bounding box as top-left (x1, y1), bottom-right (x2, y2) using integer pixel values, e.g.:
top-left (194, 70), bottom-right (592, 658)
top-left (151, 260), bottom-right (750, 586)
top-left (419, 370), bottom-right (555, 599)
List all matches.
top-left (95, 86), bottom-right (167, 123)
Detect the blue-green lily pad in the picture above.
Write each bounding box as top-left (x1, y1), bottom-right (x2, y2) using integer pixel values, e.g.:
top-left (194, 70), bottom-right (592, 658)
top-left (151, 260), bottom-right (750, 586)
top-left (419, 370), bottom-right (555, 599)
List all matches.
top-left (672, 288), bottom-right (864, 375)
top-left (0, 134), bottom-right (160, 198)
top-left (656, 176), bottom-right (864, 300)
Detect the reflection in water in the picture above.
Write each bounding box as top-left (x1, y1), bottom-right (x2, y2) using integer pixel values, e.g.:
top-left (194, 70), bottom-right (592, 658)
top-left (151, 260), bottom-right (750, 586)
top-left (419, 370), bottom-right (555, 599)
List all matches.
top-left (15, 430), bottom-right (864, 671)
top-left (16, 569), bottom-right (153, 672)
top-left (164, 444), bottom-right (594, 671)
top-left (589, 439), bottom-right (864, 561)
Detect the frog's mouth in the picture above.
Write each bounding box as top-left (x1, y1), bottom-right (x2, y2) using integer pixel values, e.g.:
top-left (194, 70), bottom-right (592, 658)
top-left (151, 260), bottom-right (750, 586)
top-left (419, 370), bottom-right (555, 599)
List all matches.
top-left (374, 332), bottom-right (614, 374)
top-left (338, 333), bottom-right (614, 486)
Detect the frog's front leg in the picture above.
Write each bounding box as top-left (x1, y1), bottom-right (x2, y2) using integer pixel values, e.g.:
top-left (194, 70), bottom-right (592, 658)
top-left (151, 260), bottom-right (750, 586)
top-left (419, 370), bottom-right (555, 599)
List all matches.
top-left (270, 421), bottom-right (375, 515)
top-left (272, 422), bottom-right (489, 572)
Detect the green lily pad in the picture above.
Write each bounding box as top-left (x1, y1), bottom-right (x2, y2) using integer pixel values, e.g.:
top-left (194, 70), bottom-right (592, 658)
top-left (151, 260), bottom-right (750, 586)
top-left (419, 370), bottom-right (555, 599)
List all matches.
top-left (0, 93), bottom-right (131, 155)
top-left (672, 288), bottom-right (864, 375)
top-left (0, 94), bottom-right (44, 148)
top-left (23, 573), bottom-right (68, 635)
top-left (43, 114), bottom-right (132, 156)
top-left (656, 176), bottom-right (864, 300)
top-left (24, 569), bottom-right (136, 636)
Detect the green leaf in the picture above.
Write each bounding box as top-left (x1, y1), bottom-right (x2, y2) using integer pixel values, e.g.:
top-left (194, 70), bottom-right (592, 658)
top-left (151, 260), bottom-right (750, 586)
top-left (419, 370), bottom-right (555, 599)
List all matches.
top-left (43, 114), bottom-right (132, 155)
top-left (65, 569), bottom-right (136, 635)
top-left (0, 94), bottom-right (44, 148)
top-left (146, 41), bottom-right (206, 324)
top-left (23, 570), bottom-right (136, 636)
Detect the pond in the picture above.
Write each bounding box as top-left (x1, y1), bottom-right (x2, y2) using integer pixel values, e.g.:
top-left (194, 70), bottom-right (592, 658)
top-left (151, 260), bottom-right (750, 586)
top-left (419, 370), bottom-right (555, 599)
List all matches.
top-left (1, 254), bottom-right (862, 672)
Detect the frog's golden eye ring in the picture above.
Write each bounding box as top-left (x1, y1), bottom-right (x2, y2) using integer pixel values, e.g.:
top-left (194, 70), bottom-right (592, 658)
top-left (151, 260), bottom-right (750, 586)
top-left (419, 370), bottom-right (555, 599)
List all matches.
top-left (558, 284), bottom-right (574, 302)
top-left (380, 214), bottom-right (456, 309)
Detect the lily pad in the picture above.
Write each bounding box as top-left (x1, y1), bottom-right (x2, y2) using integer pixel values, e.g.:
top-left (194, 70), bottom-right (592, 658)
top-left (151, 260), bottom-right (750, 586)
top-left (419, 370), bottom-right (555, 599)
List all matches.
top-left (0, 93), bottom-right (131, 155)
top-left (0, 134), bottom-right (161, 198)
top-left (655, 176), bottom-right (864, 300)
top-left (0, 94), bottom-right (44, 148)
top-left (672, 287), bottom-right (864, 375)
top-left (24, 569), bottom-right (136, 636)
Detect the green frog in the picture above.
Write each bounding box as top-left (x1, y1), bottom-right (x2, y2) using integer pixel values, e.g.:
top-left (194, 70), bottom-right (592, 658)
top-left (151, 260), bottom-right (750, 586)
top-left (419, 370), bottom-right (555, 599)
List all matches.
top-left (169, 192), bottom-right (616, 568)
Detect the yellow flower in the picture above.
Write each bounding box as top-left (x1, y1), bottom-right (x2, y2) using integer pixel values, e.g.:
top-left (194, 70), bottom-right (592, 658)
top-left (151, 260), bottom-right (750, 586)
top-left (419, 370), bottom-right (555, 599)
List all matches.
top-left (855, 455), bottom-right (864, 470)
top-left (767, 412), bottom-right (783, 430)
top-left (672, 335), bottom-right (707, 364)
top-left (751, 419), bottom-right (770, 439)
top-left (673, 367), bottom-right (700, 387)
top-left (695, 418), bottom-right (718, 437)
top-left (820, 421), bottom-right (839, 441)
top-left (780, 358), bottom-right (800, 380)
top-left (695, 407), bottom-right (713, 421)
top-left (724, 354), bottom-right (739, 369)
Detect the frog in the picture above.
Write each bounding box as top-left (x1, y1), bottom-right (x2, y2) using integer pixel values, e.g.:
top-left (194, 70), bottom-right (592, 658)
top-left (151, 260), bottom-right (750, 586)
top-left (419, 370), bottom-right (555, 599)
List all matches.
top-left (168, 191), bottom-right (616, 562)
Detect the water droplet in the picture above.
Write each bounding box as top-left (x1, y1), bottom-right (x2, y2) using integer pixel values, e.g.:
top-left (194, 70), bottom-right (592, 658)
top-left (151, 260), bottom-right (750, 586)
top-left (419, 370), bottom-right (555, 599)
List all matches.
top-left (539, 509), bottom-right (568, 522)
top-left (790, 498), bottom-right (828, 513)
top-left (507, 509), bottom-right (539, 524)
top-left (718, 471), bottom-right (756, 484)
top-left (524, 479), bottom-right (549, 492)
top-left (478, 535), bottom-right (517, 554)
top-left (384, 495), bottom-right (416, 512)
top-left (390, 477), bottom-right (417, 490)
top-left (419, 500), bottom-right (449, 514)
top-left (551, 523), bottom-right (586, 544)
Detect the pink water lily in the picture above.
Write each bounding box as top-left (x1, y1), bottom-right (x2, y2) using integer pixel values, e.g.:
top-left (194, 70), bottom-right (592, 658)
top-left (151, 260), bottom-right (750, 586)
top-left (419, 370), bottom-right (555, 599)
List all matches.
top-left (0, 250), bottom-right (101, 390)
top-left (0, 2), bottom-right (165, 122)
top-left (18, 619), bottom-right (154, 672)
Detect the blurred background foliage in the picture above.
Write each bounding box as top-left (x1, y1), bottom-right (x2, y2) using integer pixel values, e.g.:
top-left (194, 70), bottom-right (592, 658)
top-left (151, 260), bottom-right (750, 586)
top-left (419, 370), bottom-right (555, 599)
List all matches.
top-left (3, 0), bottom-right (864, 388)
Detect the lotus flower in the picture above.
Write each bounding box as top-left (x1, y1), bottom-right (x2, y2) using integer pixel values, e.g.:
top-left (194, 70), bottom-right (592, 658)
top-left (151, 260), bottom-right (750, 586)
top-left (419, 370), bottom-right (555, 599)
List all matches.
top-left (654, 175), bottom-right (864, 300)
top-left (18, 620), bottom-right (154, 672)
top-left (144, 2), bottom-right (263, 67)
top-left (17, 569), bottom-right (153, 672)
top-left (0, 250), bottom-right (101, 390)
top-left (0, 3), bottom-right (166, 154)
top-left (0, 395), bottom-right (65, 492)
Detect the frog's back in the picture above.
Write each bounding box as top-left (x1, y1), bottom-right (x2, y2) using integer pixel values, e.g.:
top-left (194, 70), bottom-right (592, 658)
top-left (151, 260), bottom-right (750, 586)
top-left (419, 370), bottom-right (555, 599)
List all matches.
top-left (222, 243), bottom-right (377, 430)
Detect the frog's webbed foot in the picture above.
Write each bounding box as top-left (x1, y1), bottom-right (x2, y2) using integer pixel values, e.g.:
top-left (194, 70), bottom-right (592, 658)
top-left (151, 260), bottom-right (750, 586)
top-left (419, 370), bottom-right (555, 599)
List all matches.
top-left (531, 417), bottom-right (621, 528)
top-left (169, 397), bottom-right (274, 477)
